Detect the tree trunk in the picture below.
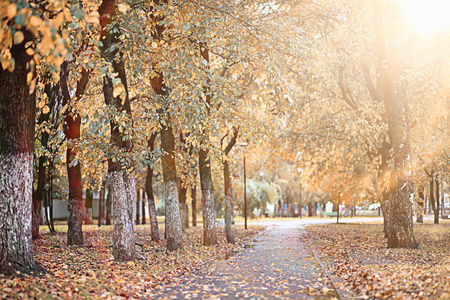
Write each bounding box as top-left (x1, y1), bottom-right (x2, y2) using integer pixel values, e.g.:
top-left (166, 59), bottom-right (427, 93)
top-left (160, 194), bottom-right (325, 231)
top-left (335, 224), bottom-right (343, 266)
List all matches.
top-left (222, 128), bottom-right (238, 244)
top-left (32, 80), bottom-right (56, 239)
top-left (48, 164), bottom-right (56, 233)
top-left (178, 133), bottom-right (189, 231)
top-left (98, 185), bottom-right (104, 227)
top-left (145, 133), bottom-right (160, 241)
top-left (332, 202), bottom-right (338, 213)
top-left (32, 155), bottom-right (46, 239)
top-left (61, 61), bottom-right (88, 245)
top-left (198, 42), bottom-right (218, 246)
top-left (85, 189), bottom-right (93, 225)
top-left (199, 146), bottom-right (218, 246)
top-left (417, 186), bottom-right (424, 223)
top-left (435, 178), bottom-right (440, 224)
top-left (178, 181), bottom-right (189, 232)
top-left (110, 171), bottom-right (136, 261)
top-left (308, 202), bottom-right (317, 217)
top-left (136, 186), bottom-right (140, 225)
top-left (159, 123), bottom-right (183, 250)
top-left (380, 140), bottom-right (391, 237)
top-left (99, 0), bottom-right (137, 260)
top-left (223, 160), bottom-right (234, 244)
top-left (192, 185), bottom-right (197, 227)
top-left (142, 188), bottom-right (146, 225)
top-left (148, 1), bottom-right (183, 251)
top-left (430, 175), bottom-right (440, 224)
top-left (371, 0), bottom-right (417, 249)
top-left (106, 186), bottom-right (112, 225)
top-left (0, 32), bottom-right (38, 275)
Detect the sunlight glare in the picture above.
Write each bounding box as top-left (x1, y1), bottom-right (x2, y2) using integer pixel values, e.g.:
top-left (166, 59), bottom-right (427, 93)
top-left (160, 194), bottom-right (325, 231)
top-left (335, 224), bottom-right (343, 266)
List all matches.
top-left (402, 0), bottom-right (450, 34)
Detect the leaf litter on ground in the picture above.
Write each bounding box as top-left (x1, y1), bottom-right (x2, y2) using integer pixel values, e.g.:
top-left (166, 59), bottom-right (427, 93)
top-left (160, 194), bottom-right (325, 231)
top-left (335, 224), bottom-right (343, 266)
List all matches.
top-left (304, 221), bottom-right (450, 300)
top-left (0, 224), bottom-right (263, 299)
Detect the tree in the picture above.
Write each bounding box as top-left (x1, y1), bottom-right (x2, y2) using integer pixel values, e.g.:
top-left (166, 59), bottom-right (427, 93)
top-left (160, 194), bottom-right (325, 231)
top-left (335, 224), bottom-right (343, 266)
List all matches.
top-left (198, 42), bottom-right (218, 246)
top-left (222, 128), bottom-right (238, 244)
top-left (32, 73), bottom-right (59, 239)
top-left (370, 0), bottom-right (417, 248)
top-left (0, 0), bottom-right (83, 274)
top-left (145, 132), bottom-right (160, 241)
top-left (99, 0), bottom-right (138, 261)
top-left (61, 61), bottom-right (90, 245)
top-left (147, 0), bottom-right (184, 251)
top-left (0, 27), bottom-right (37, 275)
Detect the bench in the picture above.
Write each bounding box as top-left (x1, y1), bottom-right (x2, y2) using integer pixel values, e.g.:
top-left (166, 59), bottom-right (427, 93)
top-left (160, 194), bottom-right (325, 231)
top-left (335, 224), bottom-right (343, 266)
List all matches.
top-left (320, 211), bottom-right (338, 218)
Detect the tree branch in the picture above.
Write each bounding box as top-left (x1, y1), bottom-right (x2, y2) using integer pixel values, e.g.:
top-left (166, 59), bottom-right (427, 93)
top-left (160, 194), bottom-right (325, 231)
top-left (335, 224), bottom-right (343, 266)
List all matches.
top-left (362, 65), bottom-right (383, 103)
top-left (224, 127), bottom-right (239, 156)
top-left (337, 65), bottom-right (358, 110)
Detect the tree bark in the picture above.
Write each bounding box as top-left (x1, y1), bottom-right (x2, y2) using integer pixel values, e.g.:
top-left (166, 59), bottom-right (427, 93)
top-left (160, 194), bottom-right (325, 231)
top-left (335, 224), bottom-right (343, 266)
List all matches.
top-left (178, 179), bottom-right (189, 232)
top-left (371, 0), bottom-right (417, 249)
top-left (417, 186), bottom-right (424, 223)
top-left (32, 153), bottom-right (45, 240)
top-left (199, 146), bottom-right (218, 245)
top-left (106, 186), bottom-right (112, 225)
top-left (142, 188), bottom-right (146, 225)
top-left (159, 123), bottom-right (183, 250)
top-left (430, 174), bottom-right (439, 224)
top-left (148, 0), bottom-right (183, 251)
top-left (32, 79), bottom-right (57, 239)
top-left (145, 132), bottom-right (160, 241)
top-left (222, 129), bottom-right (238, 244)
top-left (380, 141), bottom-right (392, 238)
top-left (99, 0), bottom-right (137, 260)
top-left (223, 161), bottom-right (234, 243)
top-left (178, 133), bottom-right (189, 231)
top-left (192, 185), bottom-right (197, 227)
top-left (85, 189), bottom-right (94, 225)
top-left (98, 184), bottom-right (104, 227)
top-left (435, 178), bottom-right (440, 224)
top-left (199, 42), bottom-right (218, 246)
top-left (61, 61), bottom-right (89, 245)
top-left (0, 31), bottom-right (38, 274)
top-left (136, 186), bottom-right (140, 225)
top-left (110, 171), bottom-right (136, 260)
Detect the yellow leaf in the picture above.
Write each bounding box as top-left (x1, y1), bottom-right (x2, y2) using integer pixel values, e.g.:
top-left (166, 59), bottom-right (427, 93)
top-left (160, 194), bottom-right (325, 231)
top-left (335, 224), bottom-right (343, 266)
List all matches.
top-left (113, 86), bottom-right (123, 98)
top-left (1, 60), bottom-right (9, 70)
top-left (27, 72), bottom-right (33, 84)
top-left (42, 105), bottom-right (50, 114)
top-left (151, 41), bottom-right (158, 49)
top-left (38, 100), bottom-right (45, 108)
top-left (14, 31), bottom-right (24, 45)
top-left (118, 4), bottom-right (130, 14)
top-left (26, 48), bottom-right (34, 56)
top-left (28, 15), bottom-right (40, 27)
top-left (7, 3), bottom-right (17, 19)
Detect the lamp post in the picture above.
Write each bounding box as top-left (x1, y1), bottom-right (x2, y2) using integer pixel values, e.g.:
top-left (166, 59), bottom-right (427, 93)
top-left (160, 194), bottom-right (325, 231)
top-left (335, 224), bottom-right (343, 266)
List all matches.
top-left (240, 142), bottom-right (248, 230)
top-left (297, 168), bottom-right (303, 219)
top-left (259, 171), bottom-right (264, 217)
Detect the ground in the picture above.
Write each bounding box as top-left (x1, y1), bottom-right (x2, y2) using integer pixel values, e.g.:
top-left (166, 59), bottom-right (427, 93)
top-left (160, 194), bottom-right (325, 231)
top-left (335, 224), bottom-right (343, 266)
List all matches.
top-left (0, 225), bottom-right (261, 299)
top-left (1, 217), bottom-right (449, 299)
top-left (305, 220), bottom-right (450, 299)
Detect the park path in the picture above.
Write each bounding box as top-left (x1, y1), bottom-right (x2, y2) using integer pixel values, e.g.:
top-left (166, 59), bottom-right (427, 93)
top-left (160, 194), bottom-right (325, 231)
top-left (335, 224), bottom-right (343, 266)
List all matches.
top-left (147, 219), bottom-right (381, 299)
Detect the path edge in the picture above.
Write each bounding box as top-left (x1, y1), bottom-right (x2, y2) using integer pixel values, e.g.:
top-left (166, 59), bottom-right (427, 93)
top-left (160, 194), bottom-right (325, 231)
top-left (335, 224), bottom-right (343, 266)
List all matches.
top-left (311, 248), bottom-right (354, 300)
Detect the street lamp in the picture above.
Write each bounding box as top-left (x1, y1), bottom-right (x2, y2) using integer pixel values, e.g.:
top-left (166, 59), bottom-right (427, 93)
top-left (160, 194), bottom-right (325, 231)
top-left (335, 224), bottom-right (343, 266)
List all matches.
top-left (240, 142), bottom-right (248, 229)
top-left (297, 168), bottom-right (303, 219)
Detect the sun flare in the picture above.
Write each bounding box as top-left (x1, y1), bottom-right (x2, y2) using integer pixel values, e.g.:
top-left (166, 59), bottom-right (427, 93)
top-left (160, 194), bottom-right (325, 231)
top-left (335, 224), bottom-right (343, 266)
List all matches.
top-left (402, 0), bottom-right (450, 34)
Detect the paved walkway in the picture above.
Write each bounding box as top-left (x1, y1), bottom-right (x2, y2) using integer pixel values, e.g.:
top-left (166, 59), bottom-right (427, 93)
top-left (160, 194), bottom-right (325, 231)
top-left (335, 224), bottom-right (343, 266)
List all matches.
top-left (149, 218), bottom-right (382, 299)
